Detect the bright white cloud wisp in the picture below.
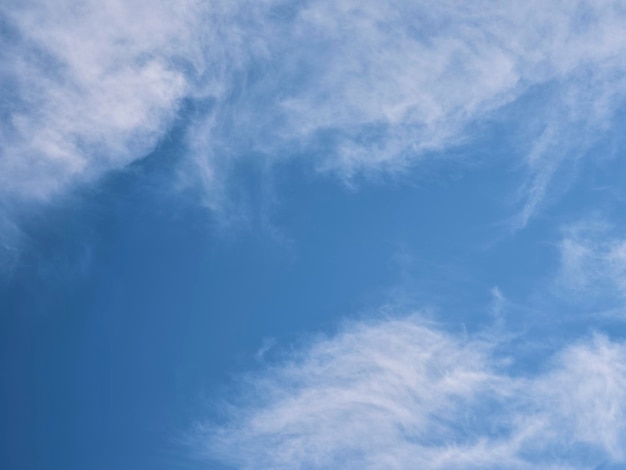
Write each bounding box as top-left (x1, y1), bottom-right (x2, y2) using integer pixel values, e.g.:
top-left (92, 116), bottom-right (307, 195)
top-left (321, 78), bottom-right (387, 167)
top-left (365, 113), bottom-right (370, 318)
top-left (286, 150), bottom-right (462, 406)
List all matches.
top-left (197, 316), bottom-right (626, 469)
top-left (0, 0), bottom-right (199, 201)
top-left (556, 220), bottom-right (626, 304)
top-left (3, 1), bottom-right (626, 220)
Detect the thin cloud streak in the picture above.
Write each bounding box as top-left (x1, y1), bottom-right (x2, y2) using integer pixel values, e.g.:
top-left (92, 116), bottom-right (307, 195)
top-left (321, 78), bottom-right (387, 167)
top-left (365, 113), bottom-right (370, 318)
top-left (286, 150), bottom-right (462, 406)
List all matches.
top-left (0, 0), bottom-right (201, 201)
top-left (3, 1), bottom-right (626, 217)
top-left (555, 219), bottom-right (626, 302)
top-left (196, 316), bottom-right (626, 469)
top-left (184, 0), bottom-right (626, 221)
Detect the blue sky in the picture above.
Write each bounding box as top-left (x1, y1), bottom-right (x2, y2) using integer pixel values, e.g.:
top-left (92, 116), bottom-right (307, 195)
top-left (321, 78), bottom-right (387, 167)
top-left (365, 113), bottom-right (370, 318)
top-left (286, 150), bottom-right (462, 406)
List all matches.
top-left (3, 1), bottom-right (626, 469)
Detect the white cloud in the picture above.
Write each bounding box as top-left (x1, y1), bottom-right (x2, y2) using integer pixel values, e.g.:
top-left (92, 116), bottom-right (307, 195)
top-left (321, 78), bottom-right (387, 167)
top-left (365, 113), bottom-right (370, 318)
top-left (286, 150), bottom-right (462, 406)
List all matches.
top-left (4, 0), bottom-right (626, 220)
top-left (195, 316), bottom-right (626, 469)
top-left (0, 0), bottom-right (201, 201)
top-left (180, 0), bottom-right (626, 221)
top-left (555, 220), bottom-right (626, 302)
top-left (0, 205), bottom-right (21, 277)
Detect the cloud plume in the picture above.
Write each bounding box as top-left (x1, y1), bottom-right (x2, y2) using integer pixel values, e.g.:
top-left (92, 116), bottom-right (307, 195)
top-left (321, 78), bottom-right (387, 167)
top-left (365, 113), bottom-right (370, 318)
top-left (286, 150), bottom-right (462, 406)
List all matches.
top-left (554, 220), bottom-right (626, 306)
top-left (4, 0), bottom-right (626, 219)
top-left (0, 0), bottom-right (199, 201)
top-left (184, 0), bottom-right (626, 218)
top-left (196, 316), bottom-right (626, 469)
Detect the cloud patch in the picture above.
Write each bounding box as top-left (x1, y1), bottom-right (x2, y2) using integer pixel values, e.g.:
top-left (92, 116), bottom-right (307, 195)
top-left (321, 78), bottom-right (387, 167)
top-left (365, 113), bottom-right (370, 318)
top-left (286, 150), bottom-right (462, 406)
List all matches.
top-left (4, 0), bottom-right (626, 219)
top-left (196, 316), bottom-right (626, 469)
top-left (184, 0), bottom-right (626, 219)
top-left (0, 0), bottom-right (200, 201)
top-left (554, 220), bottom-right (626, 310)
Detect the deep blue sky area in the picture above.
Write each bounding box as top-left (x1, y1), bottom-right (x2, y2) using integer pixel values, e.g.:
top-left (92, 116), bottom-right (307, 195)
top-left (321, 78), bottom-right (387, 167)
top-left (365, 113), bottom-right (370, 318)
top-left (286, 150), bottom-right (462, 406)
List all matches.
top-left (1, 134), bottom-right (525, 469)
top-left (0, 127), bottom-right (602, 468)
top-left (4, 2), bottom-right (626, 469)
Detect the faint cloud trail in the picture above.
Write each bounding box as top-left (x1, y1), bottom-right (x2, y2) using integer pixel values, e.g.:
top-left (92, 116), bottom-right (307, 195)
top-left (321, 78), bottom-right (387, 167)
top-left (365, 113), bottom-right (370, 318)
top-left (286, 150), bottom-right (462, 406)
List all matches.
top-left (195, 315), bottom-right (626, 469)
top-left (4, 1), bottom-right (626, 223)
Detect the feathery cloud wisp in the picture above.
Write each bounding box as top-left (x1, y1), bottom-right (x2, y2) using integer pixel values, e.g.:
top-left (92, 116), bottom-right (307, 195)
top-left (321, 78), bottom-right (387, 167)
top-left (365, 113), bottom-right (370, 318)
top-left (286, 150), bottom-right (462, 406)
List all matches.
top-left (0, 0), bottom-right (200, 201)
top-left (555, 220), bottom-right (626, 305)
top-left (197, 316), bottom-right (626, 469)
top-left (184, 1), bottom-right (626, 218)
top-left (4, 1), bottom-right (626, 221)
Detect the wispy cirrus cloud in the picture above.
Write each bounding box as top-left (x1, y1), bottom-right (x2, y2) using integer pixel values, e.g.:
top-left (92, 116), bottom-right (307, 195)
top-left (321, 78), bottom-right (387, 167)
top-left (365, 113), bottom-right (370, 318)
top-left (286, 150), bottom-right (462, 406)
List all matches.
top-left (554, 219), bottom-right (626, 306)
top-left (0, 0), bottom-right (202, 202)
top-left (3, 0), bottom-right (626, 219)
top-left (184, 1), bottom-right (626, 220)
top-left (195, 316), bottom-right (626, 469)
